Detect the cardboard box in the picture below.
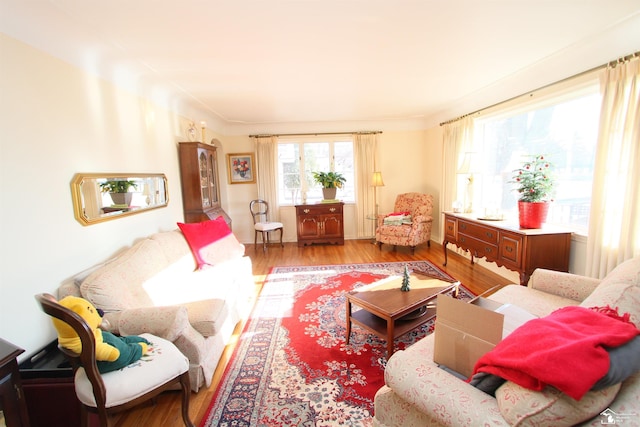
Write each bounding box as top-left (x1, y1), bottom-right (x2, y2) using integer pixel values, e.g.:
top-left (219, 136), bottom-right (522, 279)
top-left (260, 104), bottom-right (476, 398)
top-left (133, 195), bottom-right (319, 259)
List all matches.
top-left (433, 295), bottom-right (537, 378)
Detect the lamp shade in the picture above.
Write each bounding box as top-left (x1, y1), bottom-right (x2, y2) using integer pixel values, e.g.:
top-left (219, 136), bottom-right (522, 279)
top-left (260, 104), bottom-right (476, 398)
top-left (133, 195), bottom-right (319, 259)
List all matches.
top-left (372, 171), bottom-right (385, 187)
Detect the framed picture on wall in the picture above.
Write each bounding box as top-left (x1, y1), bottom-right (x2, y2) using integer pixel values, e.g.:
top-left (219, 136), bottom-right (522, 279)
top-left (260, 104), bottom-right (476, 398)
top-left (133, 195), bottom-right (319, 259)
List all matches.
top-left (227, 153), bottom-right (256, 184)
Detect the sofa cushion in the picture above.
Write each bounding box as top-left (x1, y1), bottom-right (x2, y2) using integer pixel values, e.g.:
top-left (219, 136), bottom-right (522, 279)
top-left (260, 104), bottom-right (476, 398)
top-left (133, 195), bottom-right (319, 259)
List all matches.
top-left (495, 381), bottom-right (620, 426)
top-left (182, 299), bottom-right (228, 337)
top-left (581, 257), bottom-right (640, 328)
top-left (178, 218), bottom-right (245, 269)
top-left (80, 239), bottom-right (161, 312)
top-left (149, 229), bottom-right (193, 265)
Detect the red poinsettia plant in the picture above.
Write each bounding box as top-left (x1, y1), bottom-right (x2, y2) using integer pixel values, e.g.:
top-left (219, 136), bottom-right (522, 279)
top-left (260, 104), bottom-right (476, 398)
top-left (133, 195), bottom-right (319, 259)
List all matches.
top-left (511, 155), bottom-right (555, 203)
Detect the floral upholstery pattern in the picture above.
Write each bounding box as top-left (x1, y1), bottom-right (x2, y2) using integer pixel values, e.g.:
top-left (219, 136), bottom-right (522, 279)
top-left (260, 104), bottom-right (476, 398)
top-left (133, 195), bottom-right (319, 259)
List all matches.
top-left (374, 256), bottom-right (640, 426)
top-left (58, 229), bottom-right (255, 392)
top-left (376, 193), bottom-right (433, 253)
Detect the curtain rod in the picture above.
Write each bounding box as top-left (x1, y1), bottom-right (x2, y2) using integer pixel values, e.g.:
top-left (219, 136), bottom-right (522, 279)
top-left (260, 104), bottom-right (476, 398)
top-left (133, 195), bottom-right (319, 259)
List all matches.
top-left (249, 131), bottom-right (382, 138)
top-left (439, 50), bottom-right (639, 127)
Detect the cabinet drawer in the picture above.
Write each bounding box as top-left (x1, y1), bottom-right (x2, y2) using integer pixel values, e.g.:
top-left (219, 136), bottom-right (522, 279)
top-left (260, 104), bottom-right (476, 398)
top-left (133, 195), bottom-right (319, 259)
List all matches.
top-left (458, 220), bottom-right (498, 244)
top-left (499, 232), bottom-right (523, 268)
top-left (296, 205), bottom-right (342, 215)
top-left (458, 233), bottom-right (499, 260)
top-left (444, 217), bottom-right (457, 240)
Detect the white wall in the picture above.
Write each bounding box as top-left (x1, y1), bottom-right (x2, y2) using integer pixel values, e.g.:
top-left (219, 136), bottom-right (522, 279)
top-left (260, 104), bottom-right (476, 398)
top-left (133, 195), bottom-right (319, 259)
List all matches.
top-left (0, 34), bottom-right (191, 357)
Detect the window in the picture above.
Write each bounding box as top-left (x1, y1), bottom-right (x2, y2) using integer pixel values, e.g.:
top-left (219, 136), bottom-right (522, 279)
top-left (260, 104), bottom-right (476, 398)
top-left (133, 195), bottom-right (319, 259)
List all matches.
top-left (471, 84), bottom-right (601, 232)
top-left (277, 137), bottom-right (355, 205)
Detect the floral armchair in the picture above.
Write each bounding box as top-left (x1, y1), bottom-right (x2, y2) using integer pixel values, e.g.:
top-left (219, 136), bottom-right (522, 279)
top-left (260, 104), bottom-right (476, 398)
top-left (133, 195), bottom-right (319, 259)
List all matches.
top-left (376, 192), bottom-right (433, 254)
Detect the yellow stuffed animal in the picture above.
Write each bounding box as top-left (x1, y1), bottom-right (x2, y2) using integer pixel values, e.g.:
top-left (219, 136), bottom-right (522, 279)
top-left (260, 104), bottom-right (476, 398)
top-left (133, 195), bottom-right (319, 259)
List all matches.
top-left (52, 296), bottom-right (150, 373)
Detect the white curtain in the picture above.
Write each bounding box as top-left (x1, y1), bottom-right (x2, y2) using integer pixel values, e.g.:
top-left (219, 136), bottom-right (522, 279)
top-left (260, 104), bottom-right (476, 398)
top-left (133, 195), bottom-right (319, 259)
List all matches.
top-left (441, 116), bottom-right (475, 222)
top-left (354, 133), bottom-right (378, 238)
top-left (586, 57), bottom-right (640, 278)
top-left (254, 136), bottom-right (281, 222)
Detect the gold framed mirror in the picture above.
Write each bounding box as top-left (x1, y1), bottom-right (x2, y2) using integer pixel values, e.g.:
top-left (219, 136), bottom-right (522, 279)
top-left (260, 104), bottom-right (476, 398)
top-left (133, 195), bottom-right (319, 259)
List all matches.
top-left (71, 173), bottom-right (169, 225)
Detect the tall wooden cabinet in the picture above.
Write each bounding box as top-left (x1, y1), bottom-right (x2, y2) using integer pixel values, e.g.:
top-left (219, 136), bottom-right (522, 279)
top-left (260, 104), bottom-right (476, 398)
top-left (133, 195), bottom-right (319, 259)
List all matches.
top-left (295, 202), bottom-right (344, 246)
top-left (178, 142), bottom-right (231, 228)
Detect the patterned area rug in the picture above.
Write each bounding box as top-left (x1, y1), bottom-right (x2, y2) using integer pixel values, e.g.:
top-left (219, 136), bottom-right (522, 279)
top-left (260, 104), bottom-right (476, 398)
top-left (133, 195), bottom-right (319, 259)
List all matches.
top-left (200, 261), bottom-right (474, 427)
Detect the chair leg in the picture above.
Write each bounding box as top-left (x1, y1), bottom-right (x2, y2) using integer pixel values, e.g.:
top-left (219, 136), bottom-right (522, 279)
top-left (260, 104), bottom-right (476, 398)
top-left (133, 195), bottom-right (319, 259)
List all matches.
top-left (80, 405), bottom-right (90, 427)
top-left (262, 231), bottom-right (267, 252)
top-left (279, 227), bottom-right (284, 247)
top-left (427, 241), bottom-right (431, 247)
top-left (179, 372), bottom-right (195, 427)
top-left (95, 406), bottom-right (109, 427)
top-left (410, 246), bottom-right (416, 255)
top-left (254, 231), bottom-right (258, 250)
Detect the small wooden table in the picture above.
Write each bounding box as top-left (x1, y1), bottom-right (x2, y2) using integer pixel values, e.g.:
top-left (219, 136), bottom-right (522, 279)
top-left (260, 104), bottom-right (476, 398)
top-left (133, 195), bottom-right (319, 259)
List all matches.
top-left (345, 276), bottom-right (457, 357)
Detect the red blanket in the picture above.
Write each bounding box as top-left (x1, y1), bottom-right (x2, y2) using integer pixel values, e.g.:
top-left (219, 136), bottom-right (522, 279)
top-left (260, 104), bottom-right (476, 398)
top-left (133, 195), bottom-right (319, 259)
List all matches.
top-left (472, 306), bottom-right (639, 400)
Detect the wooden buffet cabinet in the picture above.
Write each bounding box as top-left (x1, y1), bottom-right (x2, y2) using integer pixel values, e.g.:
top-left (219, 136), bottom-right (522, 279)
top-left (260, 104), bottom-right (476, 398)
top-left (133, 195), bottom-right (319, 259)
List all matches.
top-left (295, 202), bottom-right (344, 246)
top-left (442, 212), bottom-right (571, 286)
top-left (178, 142), bottom-right (231, 228)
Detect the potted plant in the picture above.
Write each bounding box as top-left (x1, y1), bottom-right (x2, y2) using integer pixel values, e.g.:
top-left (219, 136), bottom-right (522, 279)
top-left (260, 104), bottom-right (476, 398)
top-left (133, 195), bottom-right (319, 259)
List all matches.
top-left (99, 179), bottom-right (138, 206)
top-left (312, 171), bottom-right (346, 201)
top-left (510, 155), bottom-right (555, 228)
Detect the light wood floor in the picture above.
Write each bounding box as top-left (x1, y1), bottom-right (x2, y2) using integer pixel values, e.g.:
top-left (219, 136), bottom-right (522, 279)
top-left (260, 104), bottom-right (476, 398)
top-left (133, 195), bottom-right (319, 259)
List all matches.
top-left (110, 239), bottom-right (512, 426)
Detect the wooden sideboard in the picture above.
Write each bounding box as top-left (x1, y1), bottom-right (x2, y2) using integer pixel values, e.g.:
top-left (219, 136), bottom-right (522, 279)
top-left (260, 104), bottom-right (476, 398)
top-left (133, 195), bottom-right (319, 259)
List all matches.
top-left (295, 202), bottom-right (344, 246)
top-left (442, 212), bottom-right (571, 286)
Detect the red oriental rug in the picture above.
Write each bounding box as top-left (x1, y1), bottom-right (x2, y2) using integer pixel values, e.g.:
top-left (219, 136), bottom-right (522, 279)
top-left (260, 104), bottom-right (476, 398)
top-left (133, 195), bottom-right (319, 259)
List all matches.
top-left (200, 261), bottom-right (474, 427)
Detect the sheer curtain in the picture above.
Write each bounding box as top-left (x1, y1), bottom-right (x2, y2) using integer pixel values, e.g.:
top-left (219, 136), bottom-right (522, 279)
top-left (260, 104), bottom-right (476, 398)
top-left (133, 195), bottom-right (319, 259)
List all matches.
top-left (586, 57), bottom-right (640, 278)
top-left (354, 133), bottom-right (377, 238)
top-left (254, 136), bottom-right (281, 222)
top-left (441, 116), bottom-right (474, 222)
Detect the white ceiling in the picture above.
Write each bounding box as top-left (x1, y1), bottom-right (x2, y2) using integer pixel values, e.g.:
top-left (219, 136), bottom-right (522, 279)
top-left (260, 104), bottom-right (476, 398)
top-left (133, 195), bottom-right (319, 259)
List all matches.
top-left (2, 1), bottom-right (639, 133)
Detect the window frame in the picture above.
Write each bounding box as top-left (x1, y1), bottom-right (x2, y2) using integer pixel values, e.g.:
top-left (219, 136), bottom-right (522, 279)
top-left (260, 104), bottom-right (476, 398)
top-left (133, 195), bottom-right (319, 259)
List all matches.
top-left (276, 136), bottom-right (355, 206)
top-left (468, 78), bottom-right (601, 234)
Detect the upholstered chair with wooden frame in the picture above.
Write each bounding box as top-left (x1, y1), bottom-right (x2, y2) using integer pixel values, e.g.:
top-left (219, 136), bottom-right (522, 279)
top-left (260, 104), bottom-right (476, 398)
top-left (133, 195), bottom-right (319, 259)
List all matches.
top-left (35, 293), bottom-right (195, 427)
top-left (375, 192), bottom-right (434, 254)
top-left (250, 199), bottom-right (284, 251)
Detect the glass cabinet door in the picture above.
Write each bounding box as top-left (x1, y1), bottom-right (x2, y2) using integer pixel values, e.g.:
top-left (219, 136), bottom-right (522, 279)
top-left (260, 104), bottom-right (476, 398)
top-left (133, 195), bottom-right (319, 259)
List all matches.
top-left (199, 151), bottom-right (211, 208)
top-left (208, 151), bottom-right (219, 205)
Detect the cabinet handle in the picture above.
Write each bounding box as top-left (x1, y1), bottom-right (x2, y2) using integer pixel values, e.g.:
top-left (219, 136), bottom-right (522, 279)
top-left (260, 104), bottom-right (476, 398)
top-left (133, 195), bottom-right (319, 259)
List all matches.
top-left (304, 209), bottom-right (310, 214)
top-left (486, 232), bottom-right (494, 238)
top-left (329, 208), bottom-right (336, 212)
top-left (460, 223), bottom-right (467, 230)
top-left (505, 246), bottom-right (513, 253)
top-left (485, 247), bottom-right (493, 253)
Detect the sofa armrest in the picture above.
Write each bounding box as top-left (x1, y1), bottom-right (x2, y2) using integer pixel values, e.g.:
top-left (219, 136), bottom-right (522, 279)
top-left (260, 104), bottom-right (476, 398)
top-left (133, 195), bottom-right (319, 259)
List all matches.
top-left (384, 354), bottom-right (505, 424)
top-left (105, 305), bottom-right (190, 341)
top-left (528, 268), bottom-right (601, 302)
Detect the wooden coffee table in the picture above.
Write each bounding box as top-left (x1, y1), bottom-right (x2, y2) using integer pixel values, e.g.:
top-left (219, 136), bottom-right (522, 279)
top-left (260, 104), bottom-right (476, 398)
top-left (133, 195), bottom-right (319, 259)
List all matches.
top-left (345, 275), bottom-right (457, 357)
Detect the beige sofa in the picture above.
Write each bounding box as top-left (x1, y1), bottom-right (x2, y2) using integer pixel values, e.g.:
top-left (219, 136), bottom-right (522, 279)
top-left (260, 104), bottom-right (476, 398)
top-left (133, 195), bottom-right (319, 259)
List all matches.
top-left (374, 256), bottom-right (640, 426)
top-left (58, 228), bottom-right (255, 392)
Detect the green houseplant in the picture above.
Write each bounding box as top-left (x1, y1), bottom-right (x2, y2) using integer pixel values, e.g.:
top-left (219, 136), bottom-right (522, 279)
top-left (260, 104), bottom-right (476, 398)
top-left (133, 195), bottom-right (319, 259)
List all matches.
top-left (99, 179), bottom-right (138, 206)
top-left (511, 155), bottom-right (555, 228)
top-left (312, 171), bottom-right (346, 201)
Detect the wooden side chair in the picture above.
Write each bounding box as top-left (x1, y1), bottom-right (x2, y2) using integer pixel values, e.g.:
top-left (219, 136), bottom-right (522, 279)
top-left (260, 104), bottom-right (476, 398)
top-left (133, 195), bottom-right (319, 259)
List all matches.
top-left (35, 293), bottom-right (195, 427)
top-left (250, 199), bottom-right (284, 251)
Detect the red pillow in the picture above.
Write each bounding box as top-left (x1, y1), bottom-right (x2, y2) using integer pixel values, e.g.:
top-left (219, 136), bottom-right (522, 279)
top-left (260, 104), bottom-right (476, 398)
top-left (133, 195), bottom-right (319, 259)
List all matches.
top-left (177, 217), bottom-right (234, 269)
